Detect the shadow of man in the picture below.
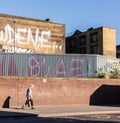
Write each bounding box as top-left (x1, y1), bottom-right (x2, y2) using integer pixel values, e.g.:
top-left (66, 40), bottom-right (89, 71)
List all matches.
top-left (2, 96), bottom-right (11, 108)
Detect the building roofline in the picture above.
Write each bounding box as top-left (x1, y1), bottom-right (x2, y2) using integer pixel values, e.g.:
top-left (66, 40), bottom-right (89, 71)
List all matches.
top-left (0, 13), bottom-right (65, 25)
top-left (117, 44), bottom-right (120, 47)
top-left (86, 26), bottom-right (116, 32)
top-left (100, 26), bottom-right (116, 30)
top-left (67, 26), bottom-right (116, 37)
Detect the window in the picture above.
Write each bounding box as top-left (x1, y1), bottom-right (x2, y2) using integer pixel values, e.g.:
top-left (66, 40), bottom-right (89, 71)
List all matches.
top-left (67, 38), bottom-right (77, 53)
top-left (90, 45), bottom-right (99, 54)
top-left (80, 47), bottom-right (86, 54)
top-left (90, 33), bottom-right (98, 44)
top-left (79, 36), bottom-right (86, 45)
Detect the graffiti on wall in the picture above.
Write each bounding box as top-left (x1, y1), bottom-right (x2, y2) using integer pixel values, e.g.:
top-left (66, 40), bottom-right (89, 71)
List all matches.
top-left (98, 60), bottom-right (120, 74)
top-left (104, 61), bottom-right (120, 73)
top-left (2, 45), bottom-right (33, 53)
top-left (28, 56), bottom-right (84, 77)
top-left (0, 24), bottom-right (62, 53)
top-left (0, 54), bottom-right (85, 77)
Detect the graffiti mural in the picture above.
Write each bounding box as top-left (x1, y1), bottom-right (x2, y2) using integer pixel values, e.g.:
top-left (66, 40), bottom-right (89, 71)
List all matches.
top-left (0, 53), bottom-right (119, 77)
top-left (0, 14), bottom-right (65, 53)
top-left (27, 56), bottom-right (85, 77)
top-left (0, 53), bottom-right (89, 77)
top-left (0, 24), bottom-right (61, 53)
top-left (103, 61), bottom-right (120, 73)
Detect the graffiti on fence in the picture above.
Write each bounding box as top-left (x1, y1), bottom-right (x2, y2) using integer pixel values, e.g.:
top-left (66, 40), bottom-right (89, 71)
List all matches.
top-left (98, 60), bottom-right (120, 74)
top-left (0, 54), bottom-right (85, 77)
top-left (28, 56), bottom-right (84, 77)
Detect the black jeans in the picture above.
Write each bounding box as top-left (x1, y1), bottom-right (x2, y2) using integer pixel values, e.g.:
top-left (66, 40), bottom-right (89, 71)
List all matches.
top-left (25, 99), bottom-right (33, 107)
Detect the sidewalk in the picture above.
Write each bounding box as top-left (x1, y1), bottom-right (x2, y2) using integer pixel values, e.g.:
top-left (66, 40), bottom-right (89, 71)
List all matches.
top-left (1, 105), bottom-right (120, 118)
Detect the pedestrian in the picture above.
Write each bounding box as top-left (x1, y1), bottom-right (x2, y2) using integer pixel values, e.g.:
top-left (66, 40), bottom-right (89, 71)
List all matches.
top-left (22, 84), bottom-right (34, 109)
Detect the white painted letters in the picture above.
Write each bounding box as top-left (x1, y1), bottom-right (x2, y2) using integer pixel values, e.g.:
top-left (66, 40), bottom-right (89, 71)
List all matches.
top-left (0, 24), bottom-right (62, 53)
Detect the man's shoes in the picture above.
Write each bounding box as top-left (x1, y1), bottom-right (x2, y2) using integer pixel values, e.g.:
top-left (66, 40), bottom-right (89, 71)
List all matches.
top-left (22, 105), bottom-right (26, 109)
top-left (31, 107), bottom-right (35, 109)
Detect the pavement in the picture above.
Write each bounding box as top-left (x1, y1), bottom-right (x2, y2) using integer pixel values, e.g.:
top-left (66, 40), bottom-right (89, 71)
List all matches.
top-left (1, 105), bottom-right (120, 118)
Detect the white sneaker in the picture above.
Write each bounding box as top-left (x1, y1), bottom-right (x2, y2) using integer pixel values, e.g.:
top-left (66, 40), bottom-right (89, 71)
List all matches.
top-left (22, 105), bottom-right (26, 109)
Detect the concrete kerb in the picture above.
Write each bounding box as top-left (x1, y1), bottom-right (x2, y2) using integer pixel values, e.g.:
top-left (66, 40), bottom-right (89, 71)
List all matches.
top-left (39, 110), bottom-right (120, 118)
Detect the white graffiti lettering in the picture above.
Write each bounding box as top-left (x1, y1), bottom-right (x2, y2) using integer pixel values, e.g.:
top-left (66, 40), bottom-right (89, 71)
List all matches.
top-left (0, 24), bottom-right (63, 52)
top-left (70, 58), bottom-right (84, 77)
top-left (3, 45), bottom-right (33, 53)
top-left (28, 56), bottom-right (51, 76)
top-left (52, 58), bottom-right (66, 77)
top-left (28, 57), bottom-right (41, 76)
top-left (17, 28), bottom-right (27, 45)
top-left (28, 57), bottom-right (84, 77)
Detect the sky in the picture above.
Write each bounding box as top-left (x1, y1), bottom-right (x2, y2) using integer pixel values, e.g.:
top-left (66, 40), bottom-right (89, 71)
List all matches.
top-left (0, 0), bottom-right (120, 45)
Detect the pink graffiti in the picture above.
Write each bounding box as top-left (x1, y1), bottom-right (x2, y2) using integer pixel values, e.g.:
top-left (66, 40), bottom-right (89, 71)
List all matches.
top-left (0, 54), bottom-right (84, 77)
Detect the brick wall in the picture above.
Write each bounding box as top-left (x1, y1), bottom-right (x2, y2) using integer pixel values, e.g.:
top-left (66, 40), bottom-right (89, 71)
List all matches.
top-left (0, 77), bottom-right (120, 108)
top-left (0, 14), bottom-right (65, 53)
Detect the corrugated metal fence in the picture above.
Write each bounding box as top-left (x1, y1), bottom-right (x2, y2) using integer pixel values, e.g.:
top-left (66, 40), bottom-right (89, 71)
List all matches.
top-left (0, 53), bottom-right (119, 77)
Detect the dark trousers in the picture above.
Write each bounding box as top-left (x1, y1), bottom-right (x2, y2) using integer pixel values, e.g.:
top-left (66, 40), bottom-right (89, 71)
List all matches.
top-left (25, 99), bottom-right (33, 107)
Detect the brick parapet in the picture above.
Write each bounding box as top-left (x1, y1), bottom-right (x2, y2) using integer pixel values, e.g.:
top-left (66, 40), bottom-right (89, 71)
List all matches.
top-left (0, 77), bottom-right (120, 108)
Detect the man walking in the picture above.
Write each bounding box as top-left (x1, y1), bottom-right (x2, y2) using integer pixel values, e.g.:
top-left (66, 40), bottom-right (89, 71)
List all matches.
top-left (22, 84), bottom-right (34, 109)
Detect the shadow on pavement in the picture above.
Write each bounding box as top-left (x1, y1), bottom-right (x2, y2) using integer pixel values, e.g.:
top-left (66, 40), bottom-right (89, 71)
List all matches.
top-left (36, 117), bottom-right (119, 123)
top-left (0, 110), bottom-right (118, 123)
top-left (0, 110), bottom-right (37, 118)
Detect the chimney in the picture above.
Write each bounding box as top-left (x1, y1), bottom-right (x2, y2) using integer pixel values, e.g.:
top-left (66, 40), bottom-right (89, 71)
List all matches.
top-left (45, 18), bottom-right (51, 22)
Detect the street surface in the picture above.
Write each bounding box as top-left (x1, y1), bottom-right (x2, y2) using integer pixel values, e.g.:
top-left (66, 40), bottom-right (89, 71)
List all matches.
top-left (0, 113), bottom-right (120, 123)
